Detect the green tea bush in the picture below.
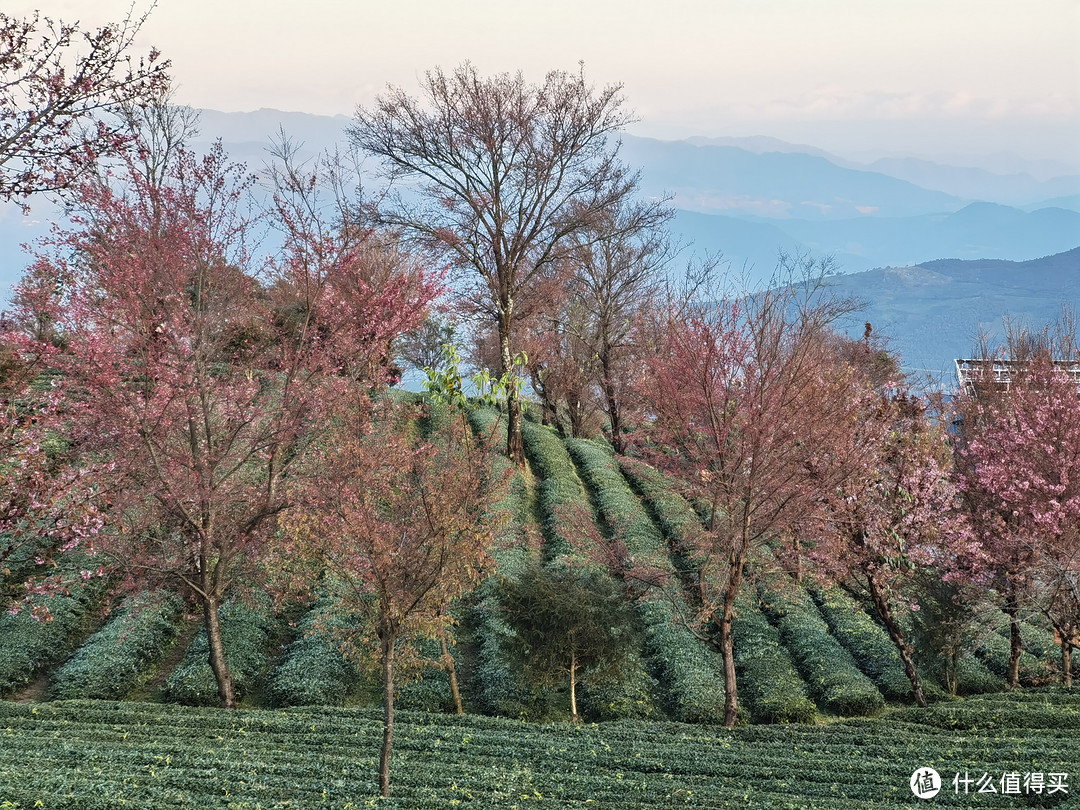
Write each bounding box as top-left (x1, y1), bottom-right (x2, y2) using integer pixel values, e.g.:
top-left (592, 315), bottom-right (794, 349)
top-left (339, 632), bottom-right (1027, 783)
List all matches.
top-left (162, 594), bottom-right (273, 706)
top-left (812, 588), bottom-right (943, 703)
top-left (267, 588), bottom-right (363, 707)
top-left (48, 591), bottom-right (183, 700)
top-left (0, 558), bottom-right (106, 696)
top-left (1, 694), bottom-right (1077, 809)
top-left (520, 420), bottom-right (591, 560)
top-left (567, 438), bottom-right (726, 723)
top-left (972, 612), bottom-right (1056, 686)
top-left (732, 593), bottom-right (816, 723)
top-left (758, 585), bottom-right (885, 717)
top-left (397, 637), bottom-right (454, 712)
top-left (469, 583), bottom-right (562, 720)
top-left (638, 598), bottom-right (727, 723)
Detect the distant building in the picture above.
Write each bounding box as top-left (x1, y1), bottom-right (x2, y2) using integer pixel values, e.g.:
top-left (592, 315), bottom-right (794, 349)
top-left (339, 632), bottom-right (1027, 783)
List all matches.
top-left (955, 358), bottom-right (1080, 396)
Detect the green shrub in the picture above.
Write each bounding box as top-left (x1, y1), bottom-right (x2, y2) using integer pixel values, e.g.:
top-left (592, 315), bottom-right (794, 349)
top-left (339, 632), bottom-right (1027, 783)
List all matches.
top-left (468, 580), bottom-right (562, 720)
top-left (758, 584), bottom-right (885, 717)
top-left (268, 588), bottom-right (364, 707)
top-left (566, 439), bottom-right (725, 723)
top-left (812, 588), bottom-right (945, 703)
top-left (162, 594), bottom-right (273, 706)
top-left (972, 611), bottom-right (1056, 686)
top-left (48, 591), bottom-right (183, 700)
top-left (732, 592), bottom-right (816, 723)
top-left (0, 558), bottom-right (107, 697)
top-left (520, 420), bottom-right (592, 560)
top-left (397, 637), bottom-right (454, 713)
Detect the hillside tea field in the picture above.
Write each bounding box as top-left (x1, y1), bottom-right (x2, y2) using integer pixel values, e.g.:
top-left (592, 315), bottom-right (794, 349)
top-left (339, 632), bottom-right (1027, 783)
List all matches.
top-left (0, 691), bottom-right (1077, 809)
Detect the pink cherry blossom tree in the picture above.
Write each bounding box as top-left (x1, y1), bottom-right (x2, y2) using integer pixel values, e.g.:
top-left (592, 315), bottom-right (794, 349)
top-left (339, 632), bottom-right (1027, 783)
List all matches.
top-left (14, 139), bottom-right (437, 708)
top-left (956, 353), bottom-right (1080, 685)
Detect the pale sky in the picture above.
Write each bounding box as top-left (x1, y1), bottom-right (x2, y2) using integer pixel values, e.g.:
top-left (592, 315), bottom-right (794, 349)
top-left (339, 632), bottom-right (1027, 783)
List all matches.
top-left (10, 0), bottom-right (1080, 165)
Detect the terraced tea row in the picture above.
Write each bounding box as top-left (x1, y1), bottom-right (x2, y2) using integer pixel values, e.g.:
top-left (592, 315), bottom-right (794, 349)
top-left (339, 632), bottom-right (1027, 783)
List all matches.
top-left (1, 693), bottom-right (1075, 808)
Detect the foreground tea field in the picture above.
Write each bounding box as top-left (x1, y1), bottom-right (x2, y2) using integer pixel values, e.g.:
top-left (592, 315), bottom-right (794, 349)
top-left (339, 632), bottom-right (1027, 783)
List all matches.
top-left (1, 690), bottom-right (1077, 809)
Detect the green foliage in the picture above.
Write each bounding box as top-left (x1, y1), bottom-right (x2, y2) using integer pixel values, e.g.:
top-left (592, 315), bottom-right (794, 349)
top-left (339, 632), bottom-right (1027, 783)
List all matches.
top-left (732, 592), bottom-right (817, 723)
top-left (638, 598), bottom-right (727, 723)
top-left (48, 591), bottom-right (184, 701)
top-left (520, 420), bottom-right (591, 560)
top-left (396, 636), bottom-right (454, 713)
top-left (5, 692), bottom-right (1074, 808)
top-left (812, 588), bottom-right (945, 703)
top-left (0, 559), bottom-right (107, 697)
top-left (972, 612), bottom-right (1058, 686)
top-left (267, 587), bottom-right (363, 707)
top-left (758, 584), bottom-right (886, 717)
top-left (496, 558), bottom-right (644, 719)
top-left (469, 582), bottom-right (562, 720)
top-left (566, 438), bottom-right (726, 723)
top-left (162, 595), bottom-right (273, 706)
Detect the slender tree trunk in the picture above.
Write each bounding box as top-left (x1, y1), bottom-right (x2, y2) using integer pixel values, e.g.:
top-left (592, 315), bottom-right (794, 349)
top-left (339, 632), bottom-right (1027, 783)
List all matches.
top-left (439, 625), bottom-right (464, 714)
top-left (1003, 596), bottom-right (1022, 689)
top-left (1062, 640), bottom-right (1073, 687)
top-left (599, 347), bottom-right (624, 455)
top-left (790, 534), bottom-right (803, 584)
top-left (866, 574), bottom-right (928, 708)
top-left (379, 631), bottom-right (396, 798)
top-left (569, 650), bottom-right (580, 723)
top-left (498, 316), bottom-right (524, 466)
top-left (568, 392), bottom-right (586, 438)
top-left (718, 557), bottom-right (743, 728)
top-left (203, 596), bottom-right (237, 710)
top-left (529, 369), bottom-right (559, 430)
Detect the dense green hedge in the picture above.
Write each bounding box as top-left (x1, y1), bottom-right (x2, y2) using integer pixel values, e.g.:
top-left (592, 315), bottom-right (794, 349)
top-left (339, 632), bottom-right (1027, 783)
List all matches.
top-left (973, 613), bottom-right (1057, 686)
top-left (519, 420), bottom-right (592, 561)
top-left (565, 438), bottom-right (726, 724)
top-left (7, 693), bottom-right (1073, 808)
top-left (48, 592), bottom-right (184, 701)
top-left (732, 592), bottom-right (817, 723)
top-left (463, 408), bottom-right (554, 718)
top-left (758, 584), bottom-right (885, 717)
top-left (0, 557), bottom-right (107, 697)
top-left (396, 637), bottom-right (454, 713)
top-left (517, 424), bottom-right (660, 720)
top-left (162, 595), bottom-right (274, 706)
top-left (267, 587), bottom-right (363, 707)
top-left (812, 588), bottom-right (946, 703)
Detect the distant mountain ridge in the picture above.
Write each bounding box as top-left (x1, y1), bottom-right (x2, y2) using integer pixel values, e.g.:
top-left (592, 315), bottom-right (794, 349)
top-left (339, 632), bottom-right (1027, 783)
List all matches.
top-left (2, 109), bottom-right (1077, 303)
top-left (821, 247), bottom-right (1080, 384)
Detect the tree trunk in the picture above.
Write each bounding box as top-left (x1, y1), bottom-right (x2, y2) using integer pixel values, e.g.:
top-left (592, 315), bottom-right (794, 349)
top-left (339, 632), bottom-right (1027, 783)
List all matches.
top-left (439, 626), bottom-right (464, 714)
top-left (1003, 597), bottom-right (1022, 689)
top-left (1063, 641), bottom-right (1073, 687)
top-left (203, 596), bottom-right (237, 710)
top-left (718, 557), bottom-right (743, 728)
top-left (379, 631), bottom-right (396, 798)
top-left (498, 318), bottom-right (525, 466)
top-left (569, 650), bottom-right (580, 723)
top-left (599, 347), bottom-right (624, 455)
top-left (866, 574), bottom-right (928, 707)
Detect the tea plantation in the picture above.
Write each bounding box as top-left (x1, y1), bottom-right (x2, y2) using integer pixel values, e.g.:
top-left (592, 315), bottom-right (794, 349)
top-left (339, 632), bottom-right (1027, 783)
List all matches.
top-left (1, 691), bottom-right (1077, 808)
top-left (1, 408), bottom-right (1076, 807)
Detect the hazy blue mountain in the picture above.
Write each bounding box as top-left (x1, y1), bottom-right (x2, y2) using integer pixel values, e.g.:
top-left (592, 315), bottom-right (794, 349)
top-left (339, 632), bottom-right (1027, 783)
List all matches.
top-left (823, 247), bottom-right (1080, 385)
top-left (772, 203), bottom-right (1080, 272)
top-left (3, 109), bottom-right (1078, 307)
top-left (620, 135), bottom-right (962, 220)
top-left (863, 156), bottom-right (1080, 207)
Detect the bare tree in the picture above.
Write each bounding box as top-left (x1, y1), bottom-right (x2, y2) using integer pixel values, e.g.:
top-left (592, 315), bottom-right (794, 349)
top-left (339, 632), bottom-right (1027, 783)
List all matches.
top-left (564, 197), bottom-right (673, 453)
top-left (350, 62), bottom-right (640, 464)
